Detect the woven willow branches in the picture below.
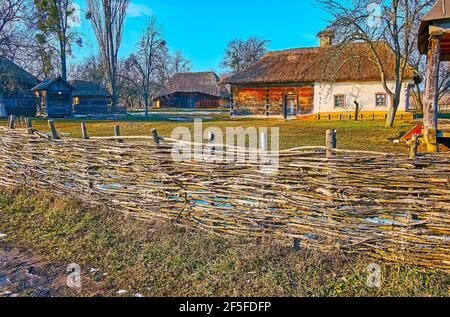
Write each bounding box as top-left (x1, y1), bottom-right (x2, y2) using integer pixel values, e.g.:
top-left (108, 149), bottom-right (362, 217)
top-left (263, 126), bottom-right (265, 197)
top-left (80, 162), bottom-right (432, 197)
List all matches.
top-left (0, 127), bottom-right (449, 270)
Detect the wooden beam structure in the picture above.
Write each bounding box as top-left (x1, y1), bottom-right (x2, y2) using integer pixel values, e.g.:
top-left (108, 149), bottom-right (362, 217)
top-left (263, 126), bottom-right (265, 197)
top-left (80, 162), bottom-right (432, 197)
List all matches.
top-left (419, 0), bottom-right (450, 152)
top-left (423, 34), bottom-right (442, 152)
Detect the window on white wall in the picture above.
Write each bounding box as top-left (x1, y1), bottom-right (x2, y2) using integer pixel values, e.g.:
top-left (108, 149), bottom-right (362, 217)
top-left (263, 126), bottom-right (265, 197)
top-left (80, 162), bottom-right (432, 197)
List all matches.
top-left (375, 93), bottom-right (387, 107)
top-left (334, 94), bottom-right (345, 108)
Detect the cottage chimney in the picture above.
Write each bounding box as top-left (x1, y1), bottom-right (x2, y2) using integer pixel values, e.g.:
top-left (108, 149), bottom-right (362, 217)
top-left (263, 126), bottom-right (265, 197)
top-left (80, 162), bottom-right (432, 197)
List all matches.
top-left (317, 29), bottom-right (335, 47)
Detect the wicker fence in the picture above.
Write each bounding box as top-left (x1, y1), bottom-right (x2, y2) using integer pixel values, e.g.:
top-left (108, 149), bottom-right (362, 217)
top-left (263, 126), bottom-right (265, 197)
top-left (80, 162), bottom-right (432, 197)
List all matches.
top-left (0, 122), bottom-right (449, 270)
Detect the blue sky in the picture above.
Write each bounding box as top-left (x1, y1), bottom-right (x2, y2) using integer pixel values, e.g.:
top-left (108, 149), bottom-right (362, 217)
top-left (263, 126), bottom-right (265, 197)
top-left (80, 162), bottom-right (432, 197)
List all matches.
top-left (72, 0), bottom-right (331, 73)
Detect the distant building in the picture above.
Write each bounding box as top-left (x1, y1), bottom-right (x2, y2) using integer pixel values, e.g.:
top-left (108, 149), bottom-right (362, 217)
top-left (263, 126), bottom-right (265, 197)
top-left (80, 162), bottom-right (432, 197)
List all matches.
top-left (32, 77), bottom-right (112, 117)
top-left (32, 77), bottom-right (75, 118)
top-left (0, 56), bottom-right (38, 117)
top-left (70, 80), bottom-right (112, 115)
top-left (154, 72), bottom-right (230, 109)
top-left (226, 31), bottom-right (416, 118)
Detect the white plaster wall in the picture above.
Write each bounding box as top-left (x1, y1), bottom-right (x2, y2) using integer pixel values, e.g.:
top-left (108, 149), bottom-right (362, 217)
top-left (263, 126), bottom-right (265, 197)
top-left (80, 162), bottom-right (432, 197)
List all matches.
top-left (313, 81), bottom-right (411, 113)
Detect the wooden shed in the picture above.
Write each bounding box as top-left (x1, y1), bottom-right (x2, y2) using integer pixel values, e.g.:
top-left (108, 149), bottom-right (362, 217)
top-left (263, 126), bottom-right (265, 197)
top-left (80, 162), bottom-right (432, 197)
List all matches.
top-left (154, 72), bottom-right (230, 109)
top-left (418, 0), bottom-right (450, 151)
top-left (70, 80), bottom-right (112, 115)
top-left (0, 56), bottom-right (38, 117)
top-left (32, 77), bottom-right (75, 118)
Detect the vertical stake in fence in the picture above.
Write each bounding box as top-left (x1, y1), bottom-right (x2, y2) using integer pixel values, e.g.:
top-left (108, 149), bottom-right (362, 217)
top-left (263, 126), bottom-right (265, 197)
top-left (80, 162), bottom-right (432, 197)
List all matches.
top-left (48, 120), bottom-right (59, 139)
top-left (27, 118), bottom-right (33, 134)
top-left (114, 125), bottom-right (123, 143)
top-left (326, 129), bottom-right (337, 158)
top-left (81, 122), bottom-right (89, 140)
top-left (8, 115), bottom-right (15, 129)
top-left (409, 134), bottom-right (419, 159)
top-left (151, 128), bottom-right (160, 146)
top-left (293, 238), bottom-right (301, 251)
top-left (209, 131), bottom-right (216, 155)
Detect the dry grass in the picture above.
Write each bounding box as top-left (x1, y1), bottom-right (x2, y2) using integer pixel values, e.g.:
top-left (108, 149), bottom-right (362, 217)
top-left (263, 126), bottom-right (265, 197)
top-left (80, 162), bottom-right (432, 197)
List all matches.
top-left (0, 117), bottom-right (415, 152)
top-left (0, 189), bottom-right (448, 297)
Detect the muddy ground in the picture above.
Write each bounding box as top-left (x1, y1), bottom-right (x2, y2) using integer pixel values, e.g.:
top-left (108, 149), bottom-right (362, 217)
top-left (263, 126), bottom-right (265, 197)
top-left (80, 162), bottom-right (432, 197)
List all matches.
top-left (0, 244), bottom-right (108, 297)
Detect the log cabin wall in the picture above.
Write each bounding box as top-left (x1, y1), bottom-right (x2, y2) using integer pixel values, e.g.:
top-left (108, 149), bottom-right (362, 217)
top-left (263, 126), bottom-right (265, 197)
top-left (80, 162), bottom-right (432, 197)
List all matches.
top-left (158, 92), bottom-right (224, 109)
top-left (231, 85), bottom-right (314, 116)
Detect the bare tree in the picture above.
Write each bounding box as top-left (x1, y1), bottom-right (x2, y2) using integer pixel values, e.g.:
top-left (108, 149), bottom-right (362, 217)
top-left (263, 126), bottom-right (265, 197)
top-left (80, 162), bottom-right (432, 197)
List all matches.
top-left (222, 36), bottom-right (270, 74)
top-left (86, 0), bottom-right (129, 111)
top-left (127, 17), bottom-right (166, 116)
top-left (69, 55), bottom-right (107, 85)
top-left (170, 49), bottom-right (191, 75)
top-left (317, 0), bottom-right (434, 127)
top-left (0, 0), bottom-right (30, 56)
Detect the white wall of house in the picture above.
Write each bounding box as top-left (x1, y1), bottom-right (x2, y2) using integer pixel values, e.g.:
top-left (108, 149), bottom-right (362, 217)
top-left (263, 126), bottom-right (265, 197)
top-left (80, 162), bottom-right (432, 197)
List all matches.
top-left (313, 81), bottom-right (412, 113)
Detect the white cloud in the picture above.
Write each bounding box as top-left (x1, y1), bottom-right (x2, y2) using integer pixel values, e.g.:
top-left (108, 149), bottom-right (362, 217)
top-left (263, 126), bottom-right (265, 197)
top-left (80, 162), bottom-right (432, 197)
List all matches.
top-left (127, 3), bottom-right (152, 17)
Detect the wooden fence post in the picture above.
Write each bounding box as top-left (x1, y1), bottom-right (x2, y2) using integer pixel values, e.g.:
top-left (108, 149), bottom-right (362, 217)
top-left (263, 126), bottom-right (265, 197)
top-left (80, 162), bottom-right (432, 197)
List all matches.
top-left (209, 131), bottom-right (216, 154)
top-left (48, 120), bottom-right (59, 139)
top-left (151, 128), bottom-right (161, 145)
top-left (27, 118), bottom-right (33, 134)
top-left (293, 238), bottom-right (301, 251)
top-left (8, 115), bottom-right (15, 129)
top-left (114, 125), bottom-right (123, 143)
top-left (81, 122), bottom-right (89, 140)
top-left (326, 129), bottom-right (337, 158)
top-left (409, 134), bottom-right (420, 159)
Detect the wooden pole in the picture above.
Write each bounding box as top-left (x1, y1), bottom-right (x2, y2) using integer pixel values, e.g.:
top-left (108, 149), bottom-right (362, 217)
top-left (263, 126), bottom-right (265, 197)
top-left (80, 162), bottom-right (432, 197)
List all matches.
top-left (423, 34), bottom-right (442, 152)
top-left (8, 115), bottom-right (15, 129)
top-left (326, 129), bottom-right (337, 158)
top-left (114, 125), bottom-right (123, 143)
top-left (27, 118), bottom-right (33, 134)
top-left (48, 120), bottom-right (59, 139)
top-left (81, 122), bottom-right (89, 140)
top-left (151, 128), bottom-right (160, 145)
top-left (409, 134), bottom-right (420, 159)
top-left (293, 238), bottom-right (301, 251)
top-left (209, 131), bottom-right (216, 154)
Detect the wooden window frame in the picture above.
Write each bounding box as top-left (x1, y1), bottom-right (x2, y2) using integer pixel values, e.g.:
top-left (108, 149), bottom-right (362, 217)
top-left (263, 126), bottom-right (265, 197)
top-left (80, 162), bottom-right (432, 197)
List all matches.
top-left (375, 92), bottom-right (387, 108)
top-left (334, 94), bottom-right (346, 109)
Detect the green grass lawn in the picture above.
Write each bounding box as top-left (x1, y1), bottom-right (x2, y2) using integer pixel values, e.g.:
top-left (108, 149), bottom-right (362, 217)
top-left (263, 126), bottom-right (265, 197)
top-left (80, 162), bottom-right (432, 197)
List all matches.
top-left (1, 117), bottom-right (416, 152)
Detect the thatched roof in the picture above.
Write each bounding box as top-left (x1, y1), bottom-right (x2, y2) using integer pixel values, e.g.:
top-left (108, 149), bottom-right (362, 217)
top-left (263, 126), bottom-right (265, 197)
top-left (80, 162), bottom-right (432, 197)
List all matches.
top-left (156, 72), bottom-right (230, 98)
top-left (0, 56), bottom-right (38, 91)
top-left (70, 80), bottom-right (111, 97)
top-left (226, 42), bottom-right (416, 85)
top-left (418, 0), bottom-right (450, 54)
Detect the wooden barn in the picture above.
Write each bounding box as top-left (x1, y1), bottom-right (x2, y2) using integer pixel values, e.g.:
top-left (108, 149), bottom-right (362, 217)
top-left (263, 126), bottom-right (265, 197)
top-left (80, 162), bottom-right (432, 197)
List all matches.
top-left (32, 77), bottom-right (75, 118)
top-left (0, 56), bottom-right (38, 117)
top-left (154, 72), bottom-right (230, 109)
top-left (226, 31), bottom-right (416, 119)
top-left (70, 80), bottom-right (112, 115)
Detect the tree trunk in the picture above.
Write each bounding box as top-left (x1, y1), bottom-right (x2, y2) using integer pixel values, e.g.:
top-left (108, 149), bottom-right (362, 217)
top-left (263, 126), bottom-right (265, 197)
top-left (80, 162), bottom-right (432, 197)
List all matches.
top-left (60, 41), bottom-right (67, 81)
top-left (385, 93), bottom-right (400, 128)
top-left (354, 101), bottom-right (359, 121)
top-left (144, 93), bottom-right (149, 117)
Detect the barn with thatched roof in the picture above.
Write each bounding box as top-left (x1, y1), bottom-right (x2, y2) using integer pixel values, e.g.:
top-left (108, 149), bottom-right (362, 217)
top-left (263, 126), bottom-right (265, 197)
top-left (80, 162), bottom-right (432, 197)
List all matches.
top-left (225, 31), bottom-right (416, 119)
top-left (154, 72), bottom-right (230, 109)
top-left (0, 56), bottom-right (38, 117)
top-left (70, 80), bottom-right (112, 115)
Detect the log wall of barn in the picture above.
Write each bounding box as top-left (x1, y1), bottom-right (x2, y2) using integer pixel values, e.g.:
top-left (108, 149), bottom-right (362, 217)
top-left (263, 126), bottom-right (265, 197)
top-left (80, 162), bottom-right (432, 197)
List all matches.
top-left (231, 86), bottom-right (314, 116)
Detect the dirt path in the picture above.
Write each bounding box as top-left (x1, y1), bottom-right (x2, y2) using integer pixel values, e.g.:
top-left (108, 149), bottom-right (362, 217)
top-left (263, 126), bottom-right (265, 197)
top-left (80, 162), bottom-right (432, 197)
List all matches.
top-left (0, 243), bottom-right (113, 297)
top-left (0, 243), bottom-right (72, 297)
